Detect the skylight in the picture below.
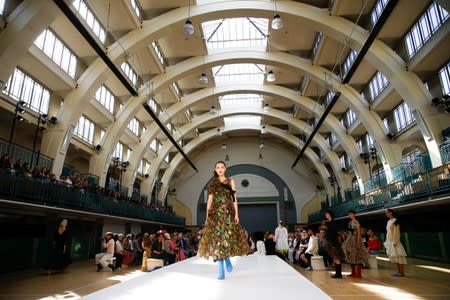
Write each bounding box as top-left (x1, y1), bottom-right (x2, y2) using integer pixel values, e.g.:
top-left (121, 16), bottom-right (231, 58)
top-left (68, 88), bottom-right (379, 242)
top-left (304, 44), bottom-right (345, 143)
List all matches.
top-left (202, 18), bottom-right (268, 51)
top-left (224, 115), bottom-right (262, 128)
top-left (213, 64), bottom-right (265, 85)
top-left (219, 94), bottom-right (263, 109)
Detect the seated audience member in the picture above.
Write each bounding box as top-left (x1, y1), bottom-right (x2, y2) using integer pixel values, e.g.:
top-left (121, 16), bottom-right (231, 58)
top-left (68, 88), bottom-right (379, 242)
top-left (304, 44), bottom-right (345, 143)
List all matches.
top-left (114, 234), bottom-right (124, 269)
top-left (300, 228), bottom-right (319, 270)
top-left (122, 234), bottom-right (135, 266)
top-left (318, 229), bottom-right (331, 267)
top-left (367, 229), bottom-right (382, 255)
top-left (294, 230), bottom-right (309, 263)
top-left (361, 227), bottom-right (369, 248)
top-left (252, 232), bottom-right (266, 256)
top-left (95, 232), bottom-right (115, 272)
top-left (264, 232), bottom-right (277, 255)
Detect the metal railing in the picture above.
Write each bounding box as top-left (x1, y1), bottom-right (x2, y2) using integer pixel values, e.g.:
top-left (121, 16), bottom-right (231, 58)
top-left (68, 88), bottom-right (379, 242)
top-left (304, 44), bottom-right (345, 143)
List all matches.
top-left (0, 173), bottom-right (185, 226)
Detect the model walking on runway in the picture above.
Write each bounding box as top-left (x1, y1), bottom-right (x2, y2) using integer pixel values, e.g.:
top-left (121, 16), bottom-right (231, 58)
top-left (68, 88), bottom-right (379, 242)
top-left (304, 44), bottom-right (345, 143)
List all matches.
top-left (198, 161), bottom-right (249, 279)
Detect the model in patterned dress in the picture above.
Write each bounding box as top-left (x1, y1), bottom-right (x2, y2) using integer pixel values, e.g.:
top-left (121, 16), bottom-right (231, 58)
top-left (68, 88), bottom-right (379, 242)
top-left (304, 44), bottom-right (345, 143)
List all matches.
top-left (197, 161), bottom-right (249, 280)
top-left (342, 210), bottom-right (369, 278)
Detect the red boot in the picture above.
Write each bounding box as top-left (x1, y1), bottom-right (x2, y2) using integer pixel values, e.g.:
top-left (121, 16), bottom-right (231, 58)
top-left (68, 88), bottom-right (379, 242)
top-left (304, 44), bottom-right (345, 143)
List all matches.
top-left (353, 264), bottom-right (362, 278)
top-left (347, 264), bottom-right (355, 277)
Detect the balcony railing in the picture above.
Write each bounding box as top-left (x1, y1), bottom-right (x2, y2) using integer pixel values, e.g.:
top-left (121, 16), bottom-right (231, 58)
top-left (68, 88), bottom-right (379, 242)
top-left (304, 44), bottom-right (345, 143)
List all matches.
top-left (0, 173), bottom-right (185, 226)
top-left (309, 163), bottom-right (450, 223)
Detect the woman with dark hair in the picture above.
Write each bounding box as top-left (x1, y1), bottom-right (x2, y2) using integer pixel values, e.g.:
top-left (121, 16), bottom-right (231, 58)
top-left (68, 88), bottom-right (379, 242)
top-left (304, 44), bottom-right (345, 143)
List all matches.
top-left (198, 161), bottom-right (249, 280)
top-left (384, 209), bottom-right (407, 277)
top-left (324, 210), bottom-right (345, 278)
top-left (342, 210), bottom-right (368, 278)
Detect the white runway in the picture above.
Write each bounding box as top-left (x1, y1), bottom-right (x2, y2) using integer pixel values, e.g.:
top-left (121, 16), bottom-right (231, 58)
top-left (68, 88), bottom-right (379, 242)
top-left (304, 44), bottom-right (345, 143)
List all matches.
top-left (82, 255), bottom-right (331, 300)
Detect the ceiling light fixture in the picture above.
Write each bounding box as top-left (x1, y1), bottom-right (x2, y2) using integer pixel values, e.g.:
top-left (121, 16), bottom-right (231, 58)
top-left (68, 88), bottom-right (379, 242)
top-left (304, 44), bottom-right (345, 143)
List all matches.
top-left (199, 73), bottom-right (209, 85)
top-left (266, 70), bottom-right (276, 82)
top-left (183, 1), bottom-right (194, 35)
top-left (271, 14), bottom-right (283, 30)
top-left (183, 19), bottom-right (195, 35)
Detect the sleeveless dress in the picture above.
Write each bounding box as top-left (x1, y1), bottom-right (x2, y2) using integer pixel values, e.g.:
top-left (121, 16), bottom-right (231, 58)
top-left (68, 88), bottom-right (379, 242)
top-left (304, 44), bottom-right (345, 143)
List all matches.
top-left (384, 218), bottom-right (407, 264)
top-left (342, 219), bottom-right (369, 264)
top-left (198, 178), bottom-right (249, 261)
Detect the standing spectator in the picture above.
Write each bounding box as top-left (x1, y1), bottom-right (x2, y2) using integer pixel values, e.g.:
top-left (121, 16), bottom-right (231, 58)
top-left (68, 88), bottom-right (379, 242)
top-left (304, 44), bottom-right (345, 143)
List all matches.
top-left (164, 233), bottom-right (176, 265)
top-left (367, 229), bottom-right (382, 255)
top-left (133, 233), bottom-right (143, 265)
top-left (300, 228), bottom-right (319, 270)
top-left (95, 232), bottom-right (115, 272)
top-left (151, 232), bottom-right (165, 259)
top-left (384, 209), bottom-right (407, 277)
top-left (324, 210), bottom-right (345, 279)
top-left (275, 221), bottom-right (289, 260)
top-left (44, 219), bottom-right (71, 275)
top-left (114, 234), bottom-right (124, 269)
top-left (342, 210), bottom-right (368, 278)
top-left (141, 233), bottom-right (152, 271)
top-left (122, 234), bottom-right (134, 266)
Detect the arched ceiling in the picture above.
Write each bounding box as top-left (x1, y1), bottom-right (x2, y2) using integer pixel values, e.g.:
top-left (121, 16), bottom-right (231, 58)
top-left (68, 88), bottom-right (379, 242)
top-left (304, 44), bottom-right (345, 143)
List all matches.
top-left (0, 0), bottom-right (447, 197)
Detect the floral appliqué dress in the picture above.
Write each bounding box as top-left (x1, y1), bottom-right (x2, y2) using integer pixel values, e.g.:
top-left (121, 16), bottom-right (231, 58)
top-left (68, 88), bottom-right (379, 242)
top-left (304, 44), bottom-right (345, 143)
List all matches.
top-left (198, 178), bottom-right (249, 261)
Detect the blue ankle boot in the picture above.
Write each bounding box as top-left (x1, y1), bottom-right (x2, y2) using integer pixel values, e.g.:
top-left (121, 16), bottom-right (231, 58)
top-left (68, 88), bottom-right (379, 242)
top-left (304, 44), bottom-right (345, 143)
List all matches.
top-left (217, 259), bottom-right (225, 280)
top-left (225, 257), bottom-right (233, 273)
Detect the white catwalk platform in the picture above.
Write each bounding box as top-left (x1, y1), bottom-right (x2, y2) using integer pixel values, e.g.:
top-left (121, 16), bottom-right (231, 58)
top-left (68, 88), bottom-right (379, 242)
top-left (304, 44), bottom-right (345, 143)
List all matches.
top-left (82, 255), bottom-right (331, 300)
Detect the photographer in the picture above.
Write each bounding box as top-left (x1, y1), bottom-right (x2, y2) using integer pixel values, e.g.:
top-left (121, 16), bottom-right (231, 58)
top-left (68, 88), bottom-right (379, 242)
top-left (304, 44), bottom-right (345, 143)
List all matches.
top-left (95, 232), bottom-right (115, 272)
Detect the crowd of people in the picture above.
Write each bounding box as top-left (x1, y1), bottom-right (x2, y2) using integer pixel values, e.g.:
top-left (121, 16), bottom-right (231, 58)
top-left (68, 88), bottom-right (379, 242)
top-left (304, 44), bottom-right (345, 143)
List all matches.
top-left (95, 230), bottom-right (201, 272)
top-left (0, 154), bottom-right (178, 217)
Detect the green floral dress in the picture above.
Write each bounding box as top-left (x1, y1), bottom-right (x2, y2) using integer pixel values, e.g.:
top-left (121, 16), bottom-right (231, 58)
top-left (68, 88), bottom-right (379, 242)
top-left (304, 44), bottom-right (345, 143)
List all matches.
top-left (198, 178), bottom-right (249, 261)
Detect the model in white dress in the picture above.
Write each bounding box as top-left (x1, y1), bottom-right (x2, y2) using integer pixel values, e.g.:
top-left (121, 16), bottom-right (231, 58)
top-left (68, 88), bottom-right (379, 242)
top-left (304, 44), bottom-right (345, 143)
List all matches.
top-left (275, 222), bottom-right (289, 251)
top-left (384, 209), bottom-right (407, 276)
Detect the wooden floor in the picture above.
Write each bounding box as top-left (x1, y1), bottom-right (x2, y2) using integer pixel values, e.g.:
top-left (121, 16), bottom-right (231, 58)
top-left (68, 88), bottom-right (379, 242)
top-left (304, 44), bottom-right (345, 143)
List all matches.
top-left (0, 256), bottom-right (449, 299)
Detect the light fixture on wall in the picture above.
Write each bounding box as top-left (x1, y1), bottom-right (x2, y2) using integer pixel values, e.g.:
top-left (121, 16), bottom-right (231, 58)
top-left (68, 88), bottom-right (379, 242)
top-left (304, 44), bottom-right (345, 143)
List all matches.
top-left (225, 154), bottom-right (230, 161)
top-left (263, 103), bottom-right (270, 113)
top-left (216, 128), bottom-right (222, 136)
top-left (183, 1), bottom-right (195, 35)
top-left (210, 105), bottom-right (217, 115)
top-left (199, 73), bottom-right (208, 85)
top-left (266, 70), bottom-right (276, 82)
top-left (259, 142), bottom-right (264, 149)
top-left (221, 143), bottom-right (227, 150)
top-left (258, 153), bottom-right (263, 160)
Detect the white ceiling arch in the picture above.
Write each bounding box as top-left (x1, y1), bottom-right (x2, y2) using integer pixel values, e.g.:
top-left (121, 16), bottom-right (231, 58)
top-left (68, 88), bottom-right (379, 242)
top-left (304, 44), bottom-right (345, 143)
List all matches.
top-left (124, 106), bottom-right (350, 200)
top-left (35, 0), bottom-right (440, 182)
top-left (155, 124), bottom-right (333, 202)
top-left (92, 50), bottom-right (390, 189)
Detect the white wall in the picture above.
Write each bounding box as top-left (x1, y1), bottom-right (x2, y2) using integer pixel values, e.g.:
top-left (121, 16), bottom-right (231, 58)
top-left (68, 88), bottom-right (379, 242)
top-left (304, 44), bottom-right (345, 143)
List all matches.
top-left (103, 221), bottom-right (126, 235)
top-left (171, 137), bottom-right (320, 225)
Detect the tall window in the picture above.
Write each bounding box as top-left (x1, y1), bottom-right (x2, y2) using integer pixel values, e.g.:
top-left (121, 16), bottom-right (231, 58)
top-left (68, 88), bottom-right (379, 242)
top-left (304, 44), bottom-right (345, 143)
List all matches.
top-left (149, 139), bottom-right (157, 152)
top-left (72, 0), bottom-right (106, 43)
top-left (74, 115), bottom-right (95, 144)
top-left (121, 62), bottom-right (137, 86)
top-left (325, 91), bottom-right (335, 106)
top-left (4, 68), bottom-right (51, 114)
top-left (0, 0), bottom-right (5, 15)
top-left (405, 3), bottom-right (449, 59)
top-left (312, 32), bottom-right (323, 58)
top-left (356, 138), bottom-right (364, 152)
top-left (138, 159), bottom-right (148, 174)
top-left (148, 99), bottom-right (158, 114)
top-left (152, 42), bottom-right (165, 65)
top-left (394, 101), bottom-right (415, 132)
top-left (128, 117), bottom-right (140, 136)
top-left (370, 0), bottom-right (389, 25)
top-left (439, 62), bottom-right (450, 95)
top-left (34, 29), bottom-right (77, 78)
top-left (365, 133), bottom-right (374, 148)
top-left (402, 149), bottom-right (421, 165)
top-left (130, 0), bottom-right (141, 18)
top-left (330, 133), bottom-right (337, 146)
top-left (383, 117), bottom-right (389, 131)
top-left (368, 71), bottom-right (389, 101)
top-left (342, 50), bottom-right (357, 77)
top-left (94, 85), bottom-right (115, 113)
top-left (345, 109), bottom-right (357, 128)
top-left (172, 82), bottom-right (181, 97)
top-left (339, 154), bottom-right (347, 169)
top-left (113, 142), bottom-right (123, 160)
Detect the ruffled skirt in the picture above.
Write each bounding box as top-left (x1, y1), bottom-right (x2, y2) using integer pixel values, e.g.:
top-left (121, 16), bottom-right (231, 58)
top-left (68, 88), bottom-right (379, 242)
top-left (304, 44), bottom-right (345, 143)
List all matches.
top-left (342, 234), bottom-right (369, 264)
top-left (384, 240), bottom-right (407, 264)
